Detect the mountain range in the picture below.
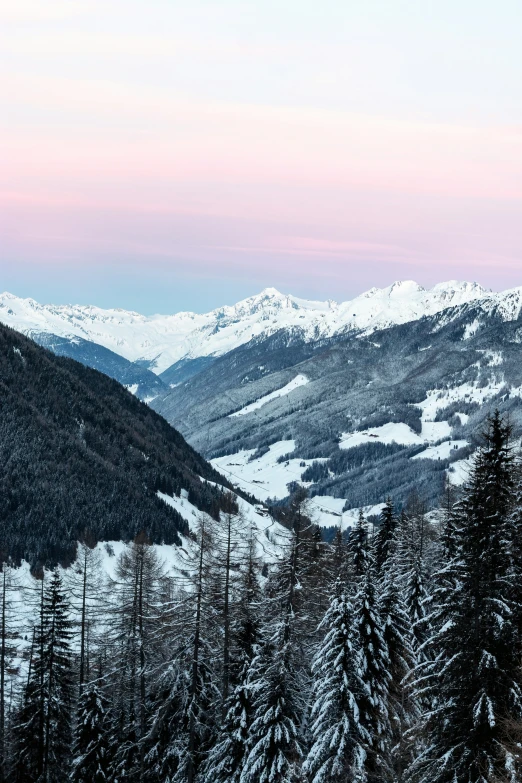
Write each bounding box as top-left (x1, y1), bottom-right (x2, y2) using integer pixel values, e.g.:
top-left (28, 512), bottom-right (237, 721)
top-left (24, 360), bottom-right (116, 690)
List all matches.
top-left (0, 280), bottom-right (489, 389)
top-left (3, 280), bottom-right (522, 526)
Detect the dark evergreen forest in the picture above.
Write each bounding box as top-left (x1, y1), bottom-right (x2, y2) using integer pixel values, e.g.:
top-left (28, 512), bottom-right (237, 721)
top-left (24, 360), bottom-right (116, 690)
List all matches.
top-left (0, 324), bottom-right (240, 568)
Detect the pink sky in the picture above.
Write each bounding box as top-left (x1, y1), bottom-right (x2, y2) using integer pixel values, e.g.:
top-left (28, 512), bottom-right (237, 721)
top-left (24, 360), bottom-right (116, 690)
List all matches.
top-left (1, 0), bottom-right (522, 311)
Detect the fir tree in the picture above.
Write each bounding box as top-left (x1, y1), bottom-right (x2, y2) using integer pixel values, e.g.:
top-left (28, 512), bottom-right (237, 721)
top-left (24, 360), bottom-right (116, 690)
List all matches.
top-left (16, 571), bottom-right (75, 783)
top-left (240, 627), bottom-right (303, 783)
top-left (303, 579), bottom-right (368, 783)
top-left (202, 534), bottom-right (262, 783)
top-left (349, 511), bottom-right (370, 580)
top-left (71, 684), bottom-right (110, 783)
top-left (373, 499), bottom-right (397, 574)
top-left (354, 565), bottom-right (391, 782)
top-left (379, 538), bottom-right (418, 781)
top-left (411, 412), bottom-right (522, 783)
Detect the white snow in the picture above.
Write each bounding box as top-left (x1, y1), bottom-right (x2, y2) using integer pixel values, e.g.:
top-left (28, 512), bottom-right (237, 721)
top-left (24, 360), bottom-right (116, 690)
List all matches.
top-left (0, 280), bottom-right (491, 375)
top-left (463, 319), bottom-right (482, 339)
top-left (420, 420), bottom-right (452, 442)
top-left (211, 440), bottom-right (326, 501)
top-left (339, 423), bottom-right (424, 449)
top-left (416, 380), bottom-right (507, 421)
top-left (230, 375), bottom-right (309, 417)
top-left (308, 497), bottom-right (386, 530)
top-left (412, 440), bottom-right (468, 461)
top-left (447, 456), bottom-right (474, 486)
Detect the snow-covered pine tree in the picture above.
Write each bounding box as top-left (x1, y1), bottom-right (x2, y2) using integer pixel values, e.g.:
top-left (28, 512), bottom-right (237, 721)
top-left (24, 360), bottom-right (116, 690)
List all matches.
top-left (392, 507), bottom-right (430, 658)
top-left (239, 626), bottom-right (303, 783)
top-left (71, 684), bottom-right (110, 783)
top-left (141, 660), bottom-right (191, 783)
top-left (354, 564), bottom-right (392, 782)
top-left (15, 571), bottom-right (75, 782)
top-left (304, 578), bottom-right (369, 783)
top-left (373, 499), bottom-right (397, 574)
top-left (379, 536), bottom-right (418, 780)
top-left (410, 412), bottom-right (522, 783)
top-left (41, 570), bottom-right (75, 781)
top-left (348, 510), bottom-right (370, 580)
top-left (240, 522), bottom-right (305, 783)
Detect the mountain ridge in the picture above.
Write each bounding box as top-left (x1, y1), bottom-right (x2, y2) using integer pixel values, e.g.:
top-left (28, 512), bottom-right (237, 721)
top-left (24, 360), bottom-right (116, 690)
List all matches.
top-left (0, 280), bottom-right (494, 377)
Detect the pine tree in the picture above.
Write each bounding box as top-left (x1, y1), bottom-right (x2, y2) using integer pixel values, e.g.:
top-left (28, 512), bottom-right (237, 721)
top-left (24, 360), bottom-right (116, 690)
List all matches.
top-left (240, 627), bottom-right (303, 783)
top-left (240, 522), bottom-right (305, 783)
top-left (304, 578), bottom-right (369, 783)
top-left (71, 684), bottom-right (110, 783)
top-left (379, 539), bottom-right (417, 781)
top-left (15, 571), bottom-right (75, 783)
top-left (354, 565), bottom-right (391, 782)
top-left (348, 510), bottom-right (370, 579)
top-left (141, 661), bottom-right (191, 783)
top-left (373, 499), bottom-right (397, 574)
top-left (410, 412), bottom-right (522, 783)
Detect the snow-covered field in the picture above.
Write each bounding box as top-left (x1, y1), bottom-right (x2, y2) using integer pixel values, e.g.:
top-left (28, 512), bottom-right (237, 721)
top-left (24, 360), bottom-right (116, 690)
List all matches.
top-left (412, 440), bottom-right (468, 461)
top-left (230, 375), bottom-right (309, 417)
top-left (211, 440), bottom-right (323, 502)
top-left (339, 420), bottom-right (452, 450)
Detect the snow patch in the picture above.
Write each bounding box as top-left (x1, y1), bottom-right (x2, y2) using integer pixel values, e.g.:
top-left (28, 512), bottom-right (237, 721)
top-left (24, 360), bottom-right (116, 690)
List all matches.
top-left (412, 440), bottom-right (468, 461)
top-left (339, 423), bottom-right (424, 449)
top-left (211, 440), bottom-right (325, 501)
top-left (230, 375), bottom-right (309, 417)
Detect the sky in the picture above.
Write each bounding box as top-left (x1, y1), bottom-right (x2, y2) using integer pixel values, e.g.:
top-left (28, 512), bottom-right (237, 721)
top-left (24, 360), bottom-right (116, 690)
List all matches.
top-left (1, 0), bottom-right (522, 314)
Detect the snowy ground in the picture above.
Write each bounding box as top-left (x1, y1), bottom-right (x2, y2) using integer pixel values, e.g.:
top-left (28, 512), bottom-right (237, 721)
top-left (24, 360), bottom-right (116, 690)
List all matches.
top-left (230, 375), bottom-right (309, 417)
top-left (339, 420), bottom-right (452, 450)
top-left (306, 496), bottom-right (386, 530)
top-left (412, 440), bottom-right (468, 461)
top-left (210, 380), bottom-right (515, 525)
top-left (416, 381), bottom-right (508, 420)
top-left (210, 440), bottom-right (324, 501)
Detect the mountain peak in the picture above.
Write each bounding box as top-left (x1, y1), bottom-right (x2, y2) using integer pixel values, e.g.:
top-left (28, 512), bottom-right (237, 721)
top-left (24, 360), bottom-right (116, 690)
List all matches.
top-left (0, 280), bottom-right (508, 377)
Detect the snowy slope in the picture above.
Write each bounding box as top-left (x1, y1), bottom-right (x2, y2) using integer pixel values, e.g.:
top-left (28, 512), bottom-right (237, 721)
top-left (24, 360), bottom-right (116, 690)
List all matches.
top-left (0, 280), bottom-right (494, 375)
top-left (230, 375), bottom-right (309, 417)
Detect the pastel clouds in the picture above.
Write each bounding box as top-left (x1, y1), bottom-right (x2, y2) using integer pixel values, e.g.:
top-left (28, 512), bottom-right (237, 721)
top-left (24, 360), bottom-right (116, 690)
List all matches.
top-left (1, 0), bottom-right (522, 308)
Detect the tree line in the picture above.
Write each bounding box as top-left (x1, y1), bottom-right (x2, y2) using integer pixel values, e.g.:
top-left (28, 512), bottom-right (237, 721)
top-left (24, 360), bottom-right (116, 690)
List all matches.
top-left (1, 412), bottom-right (522, 782)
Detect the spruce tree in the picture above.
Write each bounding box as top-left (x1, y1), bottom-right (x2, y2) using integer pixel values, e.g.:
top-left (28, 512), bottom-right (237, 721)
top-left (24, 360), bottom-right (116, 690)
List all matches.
top-left (349, 510), bottom-right (370, 579)
top-left (239, 626), bottom-right (303, 783)
top-left (240, 524), bottom-right (305, 783)
top-left (354, 565), bottom-right (391, 782)
top-left (373, 498), bottom-right (397, 574)
top-left (15, 571), bottom-right (75, 783)
top-left (202, 535), bottom-right (262, 783)
top-left (304, 578), bottom-right (369, 783)
top-left (71, 684), bottom-right (110, 783)
top-left (410, 412), bottom-right (522, 783)
top-left (379, 537), bottom-right (417, 780)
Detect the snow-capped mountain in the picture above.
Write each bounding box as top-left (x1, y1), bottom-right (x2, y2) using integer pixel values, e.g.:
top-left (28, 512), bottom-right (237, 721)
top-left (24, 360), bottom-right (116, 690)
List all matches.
top-left (0, 280), bottom-right (492, 376)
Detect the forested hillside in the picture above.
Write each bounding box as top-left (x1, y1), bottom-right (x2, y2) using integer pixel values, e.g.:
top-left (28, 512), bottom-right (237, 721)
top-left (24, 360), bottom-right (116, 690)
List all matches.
top-left (154, 296), bottom-right (522, 511)
top-left (2, 414), bottom-right (522, 782)
top-left (0, 324), bottom-right (238, 568)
